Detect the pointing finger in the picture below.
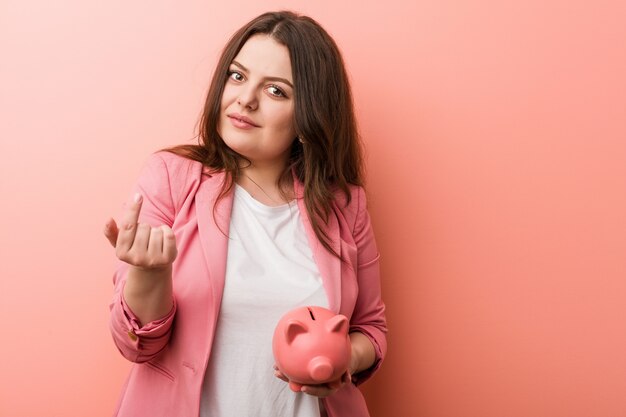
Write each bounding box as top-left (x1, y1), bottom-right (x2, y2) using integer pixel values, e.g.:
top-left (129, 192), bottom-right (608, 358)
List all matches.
top-left (124, 193), bottom-right (143, 227)
top-left (117, 193), bottom-right (143, 252)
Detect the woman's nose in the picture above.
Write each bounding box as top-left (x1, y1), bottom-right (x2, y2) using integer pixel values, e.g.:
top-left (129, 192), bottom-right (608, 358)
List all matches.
top-left (236, 87), bottom-right (258, 110)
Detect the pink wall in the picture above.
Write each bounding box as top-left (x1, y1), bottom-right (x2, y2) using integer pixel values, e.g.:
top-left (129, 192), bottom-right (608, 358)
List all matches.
top-left (1, 0), bottom-right (625, 416)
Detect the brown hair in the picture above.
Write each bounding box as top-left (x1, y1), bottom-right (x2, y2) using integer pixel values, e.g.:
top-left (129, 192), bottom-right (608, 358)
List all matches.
top-left (161, 10), bottom-right (364, 257)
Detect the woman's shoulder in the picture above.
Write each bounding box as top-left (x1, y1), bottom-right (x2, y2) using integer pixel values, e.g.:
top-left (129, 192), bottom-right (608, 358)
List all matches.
top-left (332, 183), bottom-right (368, 217)
top-left (336, 182), bottom-right (366, 202)
top-left (143, 150), bottom-right (224, 198)
top-left (146, 150), bottom-right (224, 184)
top-left (149, 150), bottom-right (203, 172)
top-left (139, 150), bottom-right (228, 211)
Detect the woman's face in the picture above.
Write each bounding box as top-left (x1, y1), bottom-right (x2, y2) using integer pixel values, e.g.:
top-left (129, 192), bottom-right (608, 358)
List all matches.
top-left (218, 34), bottom-right (296, 169)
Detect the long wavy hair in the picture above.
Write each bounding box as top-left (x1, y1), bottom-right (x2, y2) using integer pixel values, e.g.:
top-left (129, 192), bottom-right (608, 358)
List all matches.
top-left (161, 10), bottom-right (364, 258)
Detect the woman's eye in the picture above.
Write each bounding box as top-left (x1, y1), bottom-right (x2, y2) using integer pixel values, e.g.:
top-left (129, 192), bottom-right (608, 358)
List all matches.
top-left (228, 71), bottom-right (243, 82)
top-left (267, 85), bottom-right (286, 98)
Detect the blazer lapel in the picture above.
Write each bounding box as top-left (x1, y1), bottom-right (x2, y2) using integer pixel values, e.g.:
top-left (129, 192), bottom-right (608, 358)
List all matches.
top-left (293, 174), bottom-right (342, 313)
top-left (194, 171), bottom-right (233, 317)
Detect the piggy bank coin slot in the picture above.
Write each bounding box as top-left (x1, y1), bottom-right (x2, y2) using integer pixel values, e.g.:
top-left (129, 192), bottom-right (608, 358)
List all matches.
top-left (307, 307), bottom-right (316, 320)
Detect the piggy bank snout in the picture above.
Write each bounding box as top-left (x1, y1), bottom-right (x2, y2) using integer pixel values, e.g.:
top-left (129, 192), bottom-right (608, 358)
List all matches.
top-left (308, 356), bottom-right (334, 382)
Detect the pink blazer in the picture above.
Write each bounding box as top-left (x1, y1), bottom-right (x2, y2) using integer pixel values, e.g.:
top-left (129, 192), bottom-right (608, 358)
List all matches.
top-left (109, 151), bottom-right (387, 417)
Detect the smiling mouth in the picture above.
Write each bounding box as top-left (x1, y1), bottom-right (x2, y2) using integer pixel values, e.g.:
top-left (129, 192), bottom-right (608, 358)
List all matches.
top-left (228, 114), bottom-right (259, 127)
top-left (228, 115), bottom-right (259, 129)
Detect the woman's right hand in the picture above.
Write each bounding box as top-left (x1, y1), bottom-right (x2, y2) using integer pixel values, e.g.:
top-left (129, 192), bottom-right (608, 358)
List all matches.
top-left (104, 193), bottom-right (178, 272)
top-left (105, 192), bottom-right (177, 326)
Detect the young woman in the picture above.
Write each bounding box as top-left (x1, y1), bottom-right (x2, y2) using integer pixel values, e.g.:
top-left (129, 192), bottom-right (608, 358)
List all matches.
top-left (104, 10), bottom-right (387, 417)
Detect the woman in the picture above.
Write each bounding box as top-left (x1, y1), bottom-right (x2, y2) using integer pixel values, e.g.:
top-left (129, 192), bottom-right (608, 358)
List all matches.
top-left (104, 10), bottom-right (387, 417)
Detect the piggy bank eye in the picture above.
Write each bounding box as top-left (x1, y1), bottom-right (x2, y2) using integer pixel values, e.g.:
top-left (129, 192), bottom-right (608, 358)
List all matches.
top-left (307, 307), bottom-right (316, 320)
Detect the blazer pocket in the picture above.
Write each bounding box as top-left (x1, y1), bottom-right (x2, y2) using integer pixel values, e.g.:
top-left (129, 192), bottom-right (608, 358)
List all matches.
top-left (145, 361), bottom-right (175, 382)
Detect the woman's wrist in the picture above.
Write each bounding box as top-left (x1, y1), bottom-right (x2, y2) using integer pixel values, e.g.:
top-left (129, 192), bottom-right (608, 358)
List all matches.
top-left (349, 331), bottom-right (376, 375)
top-left (125, 265), bottom-right (172, 295)
top-left (123, 265), bottom-right (174, 326)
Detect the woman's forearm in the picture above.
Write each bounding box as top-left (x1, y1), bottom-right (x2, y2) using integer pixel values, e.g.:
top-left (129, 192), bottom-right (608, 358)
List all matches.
top-left (123, 265), bottom-right (174, 327)
top-left (349, 331), bottom-right (377, 374)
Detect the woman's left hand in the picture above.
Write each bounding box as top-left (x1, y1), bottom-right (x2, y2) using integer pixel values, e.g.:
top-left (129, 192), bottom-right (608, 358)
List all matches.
top-left (273, 333), bottom-right (373, 397)
top-left (273, 366), bottom-right (352, 398)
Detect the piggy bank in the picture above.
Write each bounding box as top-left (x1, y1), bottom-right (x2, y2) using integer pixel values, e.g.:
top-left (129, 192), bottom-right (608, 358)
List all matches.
top-left (272, 306), bottom-right (351, 392)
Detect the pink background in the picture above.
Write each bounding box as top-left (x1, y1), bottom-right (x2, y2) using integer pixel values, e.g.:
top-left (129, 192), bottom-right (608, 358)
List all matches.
top-left (1, 0), bottom-right (625, 416)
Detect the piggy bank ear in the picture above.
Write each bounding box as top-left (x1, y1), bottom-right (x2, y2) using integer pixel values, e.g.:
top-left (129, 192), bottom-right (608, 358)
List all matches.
top-left (285, 320), bottom-right (308, 345)
top-left (325, 315), bottom-right (349, 334)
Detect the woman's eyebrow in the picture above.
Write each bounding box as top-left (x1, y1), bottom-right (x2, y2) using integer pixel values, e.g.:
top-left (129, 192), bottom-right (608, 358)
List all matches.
top-left (231, 60), bottom-right (293, 89)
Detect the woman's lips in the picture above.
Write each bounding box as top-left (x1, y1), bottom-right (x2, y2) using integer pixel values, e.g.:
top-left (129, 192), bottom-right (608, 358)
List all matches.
top-left (228, 114), bottom-right (259, 129)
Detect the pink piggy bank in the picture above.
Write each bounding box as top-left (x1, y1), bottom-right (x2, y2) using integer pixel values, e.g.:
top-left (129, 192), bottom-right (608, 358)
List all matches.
top-left (272, 306), bottom-right (351, 392)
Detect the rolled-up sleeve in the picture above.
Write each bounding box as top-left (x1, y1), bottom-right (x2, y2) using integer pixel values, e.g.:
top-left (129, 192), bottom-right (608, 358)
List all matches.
top-left (108, 152), bottom-right (178, 363)
top-left (348, 187), bottom-right (387, 386)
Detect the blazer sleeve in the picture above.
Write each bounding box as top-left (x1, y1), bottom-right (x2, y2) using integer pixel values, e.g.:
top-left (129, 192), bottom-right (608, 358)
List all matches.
top-left (108, 152), bottom-right (178, 363)
top-left (348, 186), bottom-right (388, 386)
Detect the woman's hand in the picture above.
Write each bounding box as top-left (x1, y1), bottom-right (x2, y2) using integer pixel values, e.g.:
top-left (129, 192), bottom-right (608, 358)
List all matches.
top-left (104, 193), bottom-right (177, 271)
top-left (272, 331), bottom-right (375, 397)
top-left (273, 366), bottom-right (352, 398)
top-left (272, 343), bottom-right (359, 398)
top-left (104, 192), bottom-right (177, 326)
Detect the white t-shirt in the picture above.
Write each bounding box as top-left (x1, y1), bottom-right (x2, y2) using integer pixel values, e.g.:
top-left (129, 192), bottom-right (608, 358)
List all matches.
top-left (200, 184), bottom-right (328, 417)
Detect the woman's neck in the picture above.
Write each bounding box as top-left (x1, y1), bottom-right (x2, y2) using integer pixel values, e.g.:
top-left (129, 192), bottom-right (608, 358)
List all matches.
top-left (237, 163), bottom-right (294, 206)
